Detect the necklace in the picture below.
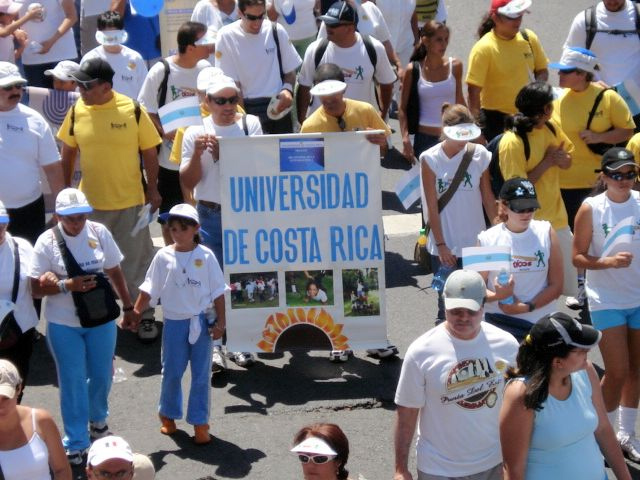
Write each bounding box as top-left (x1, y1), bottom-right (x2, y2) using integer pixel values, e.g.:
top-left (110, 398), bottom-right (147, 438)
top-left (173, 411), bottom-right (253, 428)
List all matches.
top-left (175, 248), bottom-right (196, 274)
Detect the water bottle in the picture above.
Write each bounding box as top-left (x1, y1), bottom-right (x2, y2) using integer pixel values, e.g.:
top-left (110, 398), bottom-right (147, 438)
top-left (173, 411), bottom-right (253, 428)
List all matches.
top-left (497, 268), bottom-right (514, 305)
top-left (205, 306), bottom-right (216, 326)
top-left (418, 228), bottom-right (427, 251)
top-left (431, 264), bottom-right (456, 292)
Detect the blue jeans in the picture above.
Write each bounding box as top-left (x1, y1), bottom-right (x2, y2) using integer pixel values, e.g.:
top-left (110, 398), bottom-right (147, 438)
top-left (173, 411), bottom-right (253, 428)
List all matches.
top-left (484, 312), bottom-right (533, 343)
top-left (197, 202), bottom-right (223, 269)
top-left (160, 314), bottom-right (212, 425)
top-left (47, 321), bottom-right (117, 451)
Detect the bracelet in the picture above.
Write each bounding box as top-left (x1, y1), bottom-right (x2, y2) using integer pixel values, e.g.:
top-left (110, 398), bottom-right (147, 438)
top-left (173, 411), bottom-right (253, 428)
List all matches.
top-left (281, 82), bottom-right (293, 94)
top-left (57, 280), bottom-right (68, 294)
top-left (122, 306), bottom-right (134, 312)
top-left (436, 242), bottom-right (446, 247)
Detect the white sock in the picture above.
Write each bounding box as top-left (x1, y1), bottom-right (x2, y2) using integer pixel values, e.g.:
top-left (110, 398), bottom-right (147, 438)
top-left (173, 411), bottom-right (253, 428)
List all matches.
top-left (619, 406), bottom-right (638, 436)
top-left (608, 409), bottom-right (619, 431)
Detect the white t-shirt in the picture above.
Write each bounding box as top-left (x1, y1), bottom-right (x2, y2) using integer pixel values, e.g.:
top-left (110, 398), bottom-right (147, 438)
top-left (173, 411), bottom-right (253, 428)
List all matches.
top-left (0, 234), bottom-right (38, 332)
top-left (420, 143), bottom-right (491, 256)
top-left (215, 20), bottom-right (301, 98)
top-left (564, 1), bottom-right (640, 85)
top-left (269, 0), bottom-right (317, 41)
top-left (139, 244), bottom-right (228, 319)
top-left (318, 2), bottom-right (391, 44)
top-left (584, 191), bottom-right (640, 311)
top-left (181, 113), bottom-right (262, 204)
top-left (299, 33), bottom-right (396, 113)
top-left (17, 0), bottom-right (77, 65)
top-left (375, 0), bottom-right (415, 61)
top-left (30, 221), bottom-right (124, 328)
top-left (0, 35), bottom-right (14, 63)
top-left (191, 0), bottom-right (239, 29)
top-left (395, 322), bottom-right (518, 477)
top-left (138, 57), bottom-right (211, 170)
top-left (310, 289), bottom-right (328, 303)
top-left (0, 104), bottom-right (60, 208)
top-left (478, 220), bottom-right (557, 323)
top-left (82, 45), bottom-right (148, 100)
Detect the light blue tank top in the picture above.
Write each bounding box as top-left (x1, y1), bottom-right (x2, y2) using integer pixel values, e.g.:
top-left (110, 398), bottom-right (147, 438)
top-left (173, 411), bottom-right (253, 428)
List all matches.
top-left (525, 369), bottom-right (606, 480)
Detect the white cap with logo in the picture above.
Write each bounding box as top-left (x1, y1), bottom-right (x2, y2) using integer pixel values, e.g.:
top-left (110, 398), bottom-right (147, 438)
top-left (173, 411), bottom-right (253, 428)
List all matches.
top-left (55, 188), bottom-right (93, 216)
top-left (0, 62), bottom-right (26, 88)
top-left (88, 435), bottom-right (134, 466)
top-left (443, 270), bottom-right (486, 312)
top-left (0, 359), bottom-right (21, 399)
top-left (44, 60), bottom-right (81, 81)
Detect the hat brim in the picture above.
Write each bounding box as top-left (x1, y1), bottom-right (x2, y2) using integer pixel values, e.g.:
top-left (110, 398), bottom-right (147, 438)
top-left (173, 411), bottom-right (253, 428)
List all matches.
top-left (443, 297), bottom-right (482, 312)
top-left (206, 83), bottom-right (240, 97)
top-left (0, 76), bottom-right (27, 88)
top-left (507, 197), bottom-right (540, 211)
top-left (443, 124), bottom-right (481, 142)
top-left (0, 384), bottom-right (16, 399)
top-left (267, 95), bottom-right (292, 120)
top-left (548, 62), bottom-right (576, 71)
top-left (56, 206), bottom-right (93, 216)
top-left (160, 213), bottom-right (200, 225)
top-left (0, 214), bottom-right (8, 223)
top-left (0, 3), bottom-right (21, 15)
top-left (568, 324), bottom-right (602, 349)
top-left (310, 80), bottom-right (347, 97)
top-left (291, 438), bottom-right (338, 456)
top-left (603, 160), bottom-right (638, 172)
top-left (319, 15), bottom-right (352, 25)
top-left (496, 0), bottom-right (531, 18)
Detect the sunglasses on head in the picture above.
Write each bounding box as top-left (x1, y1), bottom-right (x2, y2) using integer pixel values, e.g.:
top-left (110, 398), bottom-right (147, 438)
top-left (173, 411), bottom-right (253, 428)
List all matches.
top-left (605, 170), bottom-right (638, 181)
top-left (298, 454), bottom-right (336, 465)
top-left (209, 95), bottom-right (239, 106)
top-left (2, 83), bottom-right (24, 92)
top-left (76, 78), bottom-right (100, 90)
top-left (244, 12), bottom-right (265, 21)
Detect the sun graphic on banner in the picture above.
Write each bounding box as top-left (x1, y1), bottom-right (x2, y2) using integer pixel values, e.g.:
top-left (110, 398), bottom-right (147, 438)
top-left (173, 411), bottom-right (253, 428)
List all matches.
top-left (257, 308), bottom-right (349, 352)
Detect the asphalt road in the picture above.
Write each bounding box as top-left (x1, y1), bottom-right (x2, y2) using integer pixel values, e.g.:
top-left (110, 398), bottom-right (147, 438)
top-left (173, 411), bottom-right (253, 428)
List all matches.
top-left (22, 1), bottom-right (640, 479)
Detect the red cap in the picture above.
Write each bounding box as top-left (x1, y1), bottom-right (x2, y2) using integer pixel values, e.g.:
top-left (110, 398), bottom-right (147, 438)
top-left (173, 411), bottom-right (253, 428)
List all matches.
top-left (490, 0), bottom-right (510, 13)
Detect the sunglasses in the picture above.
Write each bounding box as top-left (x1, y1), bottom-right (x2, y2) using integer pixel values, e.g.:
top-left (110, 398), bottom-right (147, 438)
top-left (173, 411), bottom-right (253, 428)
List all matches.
top-left (605, 170), bottom-right (638, 181)
top-left (298, 454), bottom-right (336, 465)
top-left (209, 95), bottom-right (239, 105)
top-left (76, 78), bottom-right (100, 90)
top-left (2, 84), bottom-right (24, 92)
top-left (244, 12), bottom-right (265, 21)
top-left (510, 207), bottom-right (536, 214)
top-left (558, 68), bottom-right (578, 75)
top-left (337, 116), bottom-right (346, 131)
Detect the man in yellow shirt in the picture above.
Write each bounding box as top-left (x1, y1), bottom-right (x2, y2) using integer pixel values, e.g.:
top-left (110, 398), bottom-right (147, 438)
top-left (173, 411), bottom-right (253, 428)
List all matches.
top-left (58, 58), bottom-right (162, 342)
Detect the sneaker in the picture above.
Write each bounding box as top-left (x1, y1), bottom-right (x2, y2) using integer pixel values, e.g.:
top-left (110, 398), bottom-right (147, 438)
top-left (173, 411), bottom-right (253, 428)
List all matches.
top-left (231, 352), bottom-right (255, 367)
top-left (137, 318), bottom-right (158, 343)
top-left (66, 449), bottom-right (87, 466)
top-left (329, 349), bottom-right (353, 363)
top-left (366, 345), bottom-right (399, 359)
top-left (89, 421), bottom-right (111, 441)
top-left (211, 345), bottom-right (227, 374)
top-left (565, 284), bottom-right (586, 310)
top-left (618, 432), bottom-right (640, 462)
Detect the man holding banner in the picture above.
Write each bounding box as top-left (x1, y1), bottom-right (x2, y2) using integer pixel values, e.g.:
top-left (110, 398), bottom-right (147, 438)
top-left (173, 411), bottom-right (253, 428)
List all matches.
top-left (181, 73), bottom-right (262, 371)
top-left (58, 58), bottom-right (162, 343)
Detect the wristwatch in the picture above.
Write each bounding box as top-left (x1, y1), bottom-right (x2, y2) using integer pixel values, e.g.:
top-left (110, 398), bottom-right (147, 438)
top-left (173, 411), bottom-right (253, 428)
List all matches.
top-left (525, 301), bottom-right (536, 312)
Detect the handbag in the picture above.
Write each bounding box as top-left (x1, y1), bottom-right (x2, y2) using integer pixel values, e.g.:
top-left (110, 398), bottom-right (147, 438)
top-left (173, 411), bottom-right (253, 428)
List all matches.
top-left (414, 143), bottom-right (477, 273)
top-left (585, 88), bottom-right (627, 155)
top-left (0, 238), bottom-right (22, 350)
top-left (53, 225), bottom-right (121, 328)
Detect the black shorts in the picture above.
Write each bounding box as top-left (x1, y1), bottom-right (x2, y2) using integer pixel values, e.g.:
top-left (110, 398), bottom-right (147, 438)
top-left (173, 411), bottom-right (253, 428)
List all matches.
top-left (157, 166), bottom-right (183, 220)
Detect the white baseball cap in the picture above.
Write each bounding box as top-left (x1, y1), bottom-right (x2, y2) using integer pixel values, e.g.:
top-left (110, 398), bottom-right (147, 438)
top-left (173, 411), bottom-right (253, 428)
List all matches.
top-left (548, 47), bottom-right (600, 75)
top-left (491, 0), bottom-right (531, 19)
top-left (197, 66), bottom-right (224, 92)
top-left (206, 74), bottom-right (240, 97)
top-left (443, 270), bottom-right (486, 312)
top-left (0, 62), bottom-right (26, 88)
top-left (55, 188), bottom-right (93, 216)
top-left (291, 437), bottom-right (337, 456)
top-left (160, 203), bottom-right (200, 224)
top-left (88, 436), bottom-right (134, 466)
top-left (195, 27), bottom-right (217, 46)
top-left (0, 359), bottom-right (21, 399)
top-left (44, 60), bottom-right (80, 81)
top-left (0, 0), bottom-right (20, 15)
top-left (310, 80), bottom-right (347, 97)
top-left (443, 123), bottom-right (481, 142)
top-left (0, 200), bottom-right (8, 223)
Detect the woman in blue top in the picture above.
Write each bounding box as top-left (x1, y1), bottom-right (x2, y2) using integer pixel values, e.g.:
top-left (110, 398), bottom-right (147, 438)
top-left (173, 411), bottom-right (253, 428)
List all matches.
top-left (499, 312), bottom-right (630, 480)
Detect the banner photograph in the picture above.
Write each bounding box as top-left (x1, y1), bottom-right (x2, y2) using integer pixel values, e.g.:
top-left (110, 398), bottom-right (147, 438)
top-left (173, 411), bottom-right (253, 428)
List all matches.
top-left (220, 132), bottom-right (389, 353)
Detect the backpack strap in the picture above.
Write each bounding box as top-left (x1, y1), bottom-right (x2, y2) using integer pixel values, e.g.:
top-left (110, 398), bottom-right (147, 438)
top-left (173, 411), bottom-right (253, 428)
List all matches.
top-left (362, 34), bottom-right (377, 69)
top-left (586, 88), bottom-right (609, 131)
top-left (585, 6), bottom-right (597, 50)
top-left (157, 58), bottom-right (170, 109)
top-left (242, 114), bottom-right (248, 136)
top-left (10, 238), bottom-right (19, 304)
top-left (69, 102), bottom-right (77, 136)
top-left (133, 99), bottom-right (141, 124)
top-left (436, 143), bottom-right (476, 212)
top-left (314, 38), bottom-right (330, 69)
top-left (519, 29), bottom-right (535, 67)
top-left (272, 22), bottom-right (284, 82)
top-left (52, 225), bottom-right (86, 277)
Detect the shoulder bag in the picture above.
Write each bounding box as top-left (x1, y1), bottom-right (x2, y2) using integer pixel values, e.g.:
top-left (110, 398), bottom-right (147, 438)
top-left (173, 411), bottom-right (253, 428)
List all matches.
top-left (0, 239), bottom-right (22, 349)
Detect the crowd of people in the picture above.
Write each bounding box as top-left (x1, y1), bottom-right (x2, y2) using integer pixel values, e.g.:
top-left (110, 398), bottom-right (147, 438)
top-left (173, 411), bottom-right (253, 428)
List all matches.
top-left (1, 0), bottom-right (640, 477)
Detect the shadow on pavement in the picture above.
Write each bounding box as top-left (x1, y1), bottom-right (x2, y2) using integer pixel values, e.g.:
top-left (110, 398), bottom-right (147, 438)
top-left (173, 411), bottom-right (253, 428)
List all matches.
top-left (215, 351), bottom-right (401, 415)
top-left (114, 324), bottom-right (163, 378)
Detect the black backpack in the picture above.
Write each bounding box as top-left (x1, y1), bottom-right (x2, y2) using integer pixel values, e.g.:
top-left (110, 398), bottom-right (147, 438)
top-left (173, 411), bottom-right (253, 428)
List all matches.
top-left (487, 122), bottom-right (556, 197)
top-left (585, 3), bottom-right (640, 50)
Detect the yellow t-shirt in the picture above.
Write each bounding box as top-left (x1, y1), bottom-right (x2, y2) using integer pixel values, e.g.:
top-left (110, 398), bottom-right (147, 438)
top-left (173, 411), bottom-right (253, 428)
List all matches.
top-left (300, 98), bottom-right (391, 135)
top-left (58, 91), bottom-right (162, 210)
top-left (553, 85), bottom-right (634, 189)
top-left (466, 29), bottom-right (548, 115)
top-left (499, 120), bottom-right (574, 230)
top-left (415, 0), bottom-right (439, 23)
top-left (627, 132), bottom-right (640, 162)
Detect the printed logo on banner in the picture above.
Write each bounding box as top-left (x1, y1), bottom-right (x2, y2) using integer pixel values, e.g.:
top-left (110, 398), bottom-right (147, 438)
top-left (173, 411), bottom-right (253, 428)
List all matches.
top-left (279, 138), bottom-right (324, 172)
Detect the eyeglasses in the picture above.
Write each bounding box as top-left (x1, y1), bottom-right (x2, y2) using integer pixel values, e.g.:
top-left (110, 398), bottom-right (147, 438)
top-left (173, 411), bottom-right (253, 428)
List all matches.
top-left (76, 78), bottom-right (100, 90)
top-left (244, 12), bottom-right (265, 21)
top-left (510, 207), bottom-right (536, 214)
top-left (558, 68), bottom-right (578, 75)
top-left (298, 454), bottom-right (336, 464)
top-left (2, 84), bottom-right (24, 92)
top-left (92, 469), bottom-right (133, 479)
top-left (337, 116), bottom-right (346, 131)
top-left (209, 95), bottom-right (239, 105)
top-left (605, 170), bottom-right (638, 181)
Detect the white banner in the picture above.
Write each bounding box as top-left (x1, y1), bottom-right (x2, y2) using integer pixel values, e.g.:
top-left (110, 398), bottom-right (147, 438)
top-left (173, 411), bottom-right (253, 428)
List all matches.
top-left (221, 132), bottom-right (389, 352)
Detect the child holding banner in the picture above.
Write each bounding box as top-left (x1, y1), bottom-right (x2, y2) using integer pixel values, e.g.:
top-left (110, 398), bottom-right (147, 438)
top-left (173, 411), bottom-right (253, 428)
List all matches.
top-left (477, 177), bottom-right (563, 342)
top-left (572, 147), bottom-right (640, 462)
top-left (133, 203), bottom-right (228, 445)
